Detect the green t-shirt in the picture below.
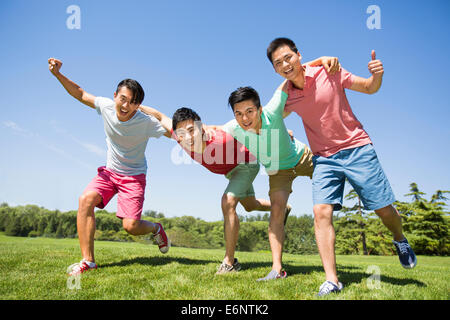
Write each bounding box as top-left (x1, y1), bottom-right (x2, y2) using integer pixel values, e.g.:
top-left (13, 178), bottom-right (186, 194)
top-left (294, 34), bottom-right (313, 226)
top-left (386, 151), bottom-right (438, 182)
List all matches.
top-left (223, 90), bottom-right (306, 174)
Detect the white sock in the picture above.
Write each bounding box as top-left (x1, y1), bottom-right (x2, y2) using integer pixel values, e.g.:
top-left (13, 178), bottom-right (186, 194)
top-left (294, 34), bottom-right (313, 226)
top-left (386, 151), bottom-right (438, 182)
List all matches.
top-left (82, 259), bottom-right (96, 267)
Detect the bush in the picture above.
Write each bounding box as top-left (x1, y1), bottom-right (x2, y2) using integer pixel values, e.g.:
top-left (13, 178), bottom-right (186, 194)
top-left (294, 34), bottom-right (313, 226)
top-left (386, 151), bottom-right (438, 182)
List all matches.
top-left (28, 230), bottom-right (40, 237)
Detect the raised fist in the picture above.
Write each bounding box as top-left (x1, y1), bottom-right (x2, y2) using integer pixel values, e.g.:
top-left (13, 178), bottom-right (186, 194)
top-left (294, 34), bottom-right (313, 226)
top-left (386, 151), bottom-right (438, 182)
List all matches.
top-left (48, 58), bottom-right (62, 76)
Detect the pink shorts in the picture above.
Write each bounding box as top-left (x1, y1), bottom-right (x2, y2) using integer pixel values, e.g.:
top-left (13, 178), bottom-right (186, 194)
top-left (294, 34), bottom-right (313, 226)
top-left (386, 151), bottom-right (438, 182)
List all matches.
top-left (84, 166), bottom-right (146, 220)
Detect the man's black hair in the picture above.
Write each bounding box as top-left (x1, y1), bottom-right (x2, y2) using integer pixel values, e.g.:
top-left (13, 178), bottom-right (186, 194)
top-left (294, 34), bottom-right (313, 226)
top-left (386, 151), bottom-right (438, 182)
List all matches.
top-left (172, 107), bottom-right (202, 131)
top-left (116, 79), bottom-right (145, 105)
top-left (228, 86), bottom-right (261, 111)
top-left (266, 37), bottom-right (298, 64)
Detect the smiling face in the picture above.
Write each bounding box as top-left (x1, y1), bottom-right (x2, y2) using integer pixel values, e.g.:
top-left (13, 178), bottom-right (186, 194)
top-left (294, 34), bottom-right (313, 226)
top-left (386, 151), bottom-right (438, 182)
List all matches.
top-left (174, 119), bottom-right (203, 153)
top-left (271, 45), bottom-right (303, 81)
top-left (113, 86), bottom-right (141, 122)
top-left (233, 99), bottom-right (262, 133)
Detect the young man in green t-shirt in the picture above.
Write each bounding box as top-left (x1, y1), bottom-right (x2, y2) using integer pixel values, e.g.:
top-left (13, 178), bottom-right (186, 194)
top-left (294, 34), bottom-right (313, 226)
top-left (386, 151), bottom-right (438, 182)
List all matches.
top-left (220, 82), bottom-right (313, 281)
top-left (211, 56), bottom-right (340, 281)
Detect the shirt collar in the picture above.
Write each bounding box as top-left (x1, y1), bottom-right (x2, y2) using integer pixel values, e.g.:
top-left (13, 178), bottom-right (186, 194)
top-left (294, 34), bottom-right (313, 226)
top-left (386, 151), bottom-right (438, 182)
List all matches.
top-left (287, 64), bottom-right (315, 93)
top-left (304, 64), bottom-right (316, 79)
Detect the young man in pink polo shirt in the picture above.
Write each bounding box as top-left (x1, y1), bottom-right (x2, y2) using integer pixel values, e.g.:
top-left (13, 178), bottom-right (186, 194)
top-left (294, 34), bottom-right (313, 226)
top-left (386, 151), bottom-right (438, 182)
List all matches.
top-left (266, 38), bottom-right (417, 296)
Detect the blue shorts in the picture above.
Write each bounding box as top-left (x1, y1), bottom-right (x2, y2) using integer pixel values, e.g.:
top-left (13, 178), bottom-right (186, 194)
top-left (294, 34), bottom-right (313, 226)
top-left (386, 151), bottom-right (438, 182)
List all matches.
top-left (312, 144), bottom-right (396, 211)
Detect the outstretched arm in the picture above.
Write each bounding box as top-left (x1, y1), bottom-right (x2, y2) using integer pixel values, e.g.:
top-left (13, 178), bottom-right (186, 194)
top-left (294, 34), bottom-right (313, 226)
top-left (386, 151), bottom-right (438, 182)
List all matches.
top-left (139, 105), bottom-right (172, 138)
top-left (48, 58), bottom-right (96, 109)
top-left (348, 50), bottom-right (384, 94)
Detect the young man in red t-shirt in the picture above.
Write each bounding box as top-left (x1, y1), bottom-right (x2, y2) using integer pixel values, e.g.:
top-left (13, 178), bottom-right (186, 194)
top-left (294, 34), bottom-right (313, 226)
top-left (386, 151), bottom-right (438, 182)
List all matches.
top-left (139, 106), bottom-right (289, 274)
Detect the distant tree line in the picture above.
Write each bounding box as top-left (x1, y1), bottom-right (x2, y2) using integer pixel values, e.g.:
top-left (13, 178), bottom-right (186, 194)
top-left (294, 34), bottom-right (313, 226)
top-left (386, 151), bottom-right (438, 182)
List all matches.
top-left (0, 183), bottom-right (448, 255)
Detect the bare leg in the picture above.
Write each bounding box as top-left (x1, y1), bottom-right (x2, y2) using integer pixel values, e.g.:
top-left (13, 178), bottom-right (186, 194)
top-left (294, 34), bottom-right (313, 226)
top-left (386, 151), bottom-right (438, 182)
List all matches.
top-left (313, 204), bottom-right (339, 284)
top-left (239, 196), bottom-right (271, 212)
top-left (375, 204), bottom-right (404, 242)
top-left (221, 194), bottom-right (240, 266)
top-left (268, 190), bottom-right (290, 273)
top-left (122, 218), bottom-right (159, 236)
top-left (77, 191), bottom-right (102, 263)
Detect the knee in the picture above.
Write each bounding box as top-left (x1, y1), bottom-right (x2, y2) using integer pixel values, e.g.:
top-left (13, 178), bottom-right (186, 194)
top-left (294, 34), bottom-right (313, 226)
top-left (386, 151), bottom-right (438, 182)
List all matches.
top-left (79, 191), bottom-right (100, 210)
top-left (270, 201), bottom-right (285, 219)
top-left (221, 194), bottom-right (238, 214)
top-left (313, 204), bottom-right (333, 223)
top-left (122, 219), bottom-right (139, 235)
top-left (375, 204), bottom-right (399, 218)
top-left (268, 203), bottom-right (286, 231)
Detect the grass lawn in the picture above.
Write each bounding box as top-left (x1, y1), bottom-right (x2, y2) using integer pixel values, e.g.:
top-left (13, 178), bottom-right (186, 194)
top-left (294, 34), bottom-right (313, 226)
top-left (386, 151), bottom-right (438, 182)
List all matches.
top-left (0, 233), bottom-right (448, 300)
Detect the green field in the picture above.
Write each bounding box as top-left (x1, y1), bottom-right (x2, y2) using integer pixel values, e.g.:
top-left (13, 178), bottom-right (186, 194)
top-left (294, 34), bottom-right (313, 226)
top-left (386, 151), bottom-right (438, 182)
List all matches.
top-left (0, 233), bottom-right (448, 300)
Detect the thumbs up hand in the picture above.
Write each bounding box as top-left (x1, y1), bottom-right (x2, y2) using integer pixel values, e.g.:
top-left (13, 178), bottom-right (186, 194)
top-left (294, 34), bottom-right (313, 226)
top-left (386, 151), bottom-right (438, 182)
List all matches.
top-left (368, 50), bottom-right (384, 76)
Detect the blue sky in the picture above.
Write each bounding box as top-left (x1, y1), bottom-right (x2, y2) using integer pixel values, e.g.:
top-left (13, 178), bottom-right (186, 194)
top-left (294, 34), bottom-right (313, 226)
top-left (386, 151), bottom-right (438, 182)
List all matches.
top-left (1, 0), bottom-right (449, 221)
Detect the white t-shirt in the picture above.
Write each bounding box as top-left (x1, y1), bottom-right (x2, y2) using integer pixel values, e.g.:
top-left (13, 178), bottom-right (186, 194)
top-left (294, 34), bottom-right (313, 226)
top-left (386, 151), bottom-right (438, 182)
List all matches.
top-left (95, 97), bottom-right (166, 176)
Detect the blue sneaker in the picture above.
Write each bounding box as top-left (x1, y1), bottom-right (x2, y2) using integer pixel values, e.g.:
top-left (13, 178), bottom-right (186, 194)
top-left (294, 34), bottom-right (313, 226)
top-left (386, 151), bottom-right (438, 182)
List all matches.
top-left (317, 280), bottom-right (343, 297)
top-left (393, 238), bottom-right (417, 269)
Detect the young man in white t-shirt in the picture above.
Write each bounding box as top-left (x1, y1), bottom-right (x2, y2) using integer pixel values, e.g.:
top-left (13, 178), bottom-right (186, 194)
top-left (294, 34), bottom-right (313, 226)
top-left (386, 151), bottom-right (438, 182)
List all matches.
top-left (48, 58), bottom-right (170, 276)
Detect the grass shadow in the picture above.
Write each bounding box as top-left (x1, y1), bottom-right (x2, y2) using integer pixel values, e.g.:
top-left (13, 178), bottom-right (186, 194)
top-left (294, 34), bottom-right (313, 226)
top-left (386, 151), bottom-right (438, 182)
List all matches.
top-left (242, 261), bottom-right (327, 275)
top-left (101, 255), bottom-right (427, 288)
top-left (101, 255), bottom-right (216, 269)
top-left (241, 262), bottom-right (426, 287)
top-left (337, 270), bottom-right (427, 287)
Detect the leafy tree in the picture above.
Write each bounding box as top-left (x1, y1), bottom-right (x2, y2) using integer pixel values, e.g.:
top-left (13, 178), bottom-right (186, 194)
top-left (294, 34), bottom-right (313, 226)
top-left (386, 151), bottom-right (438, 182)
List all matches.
top-left (396, 185), bottom-right (449, 255)
top-left (237, 221), bottom-right (269, 252)
top-left (335, 188), bottom-right (370, 255)
top-left (405, 182), bottom-right (426, 202)
top-left (431, 190), bottom-right (450, 204)
top-left (284, 215), bottom-right (317, 254)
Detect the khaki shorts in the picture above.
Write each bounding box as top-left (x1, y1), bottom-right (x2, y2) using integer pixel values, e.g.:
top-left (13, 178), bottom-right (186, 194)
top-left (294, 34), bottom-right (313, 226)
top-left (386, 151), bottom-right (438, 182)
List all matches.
top-left (268, 146), bottom-right (314, 195)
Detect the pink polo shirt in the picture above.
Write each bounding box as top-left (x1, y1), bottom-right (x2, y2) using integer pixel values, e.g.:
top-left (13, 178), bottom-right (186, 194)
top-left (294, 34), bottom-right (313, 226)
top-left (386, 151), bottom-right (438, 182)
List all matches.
top-left (285, 65), bottom-right (372, 157)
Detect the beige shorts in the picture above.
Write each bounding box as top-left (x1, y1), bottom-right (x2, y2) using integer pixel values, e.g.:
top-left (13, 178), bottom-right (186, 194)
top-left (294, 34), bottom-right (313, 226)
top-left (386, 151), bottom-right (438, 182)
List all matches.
top-left (268, 146), bottom-right (314, 195)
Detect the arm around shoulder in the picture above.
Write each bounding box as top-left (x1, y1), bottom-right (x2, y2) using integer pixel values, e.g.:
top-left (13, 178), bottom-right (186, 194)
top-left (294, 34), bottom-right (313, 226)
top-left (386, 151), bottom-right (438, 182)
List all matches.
top-left (276, 79), bottom-right (289, 94)
top-left (139, 105), bottom-right (173, 138)
top-left (264, 82), bottom-right (289, 116)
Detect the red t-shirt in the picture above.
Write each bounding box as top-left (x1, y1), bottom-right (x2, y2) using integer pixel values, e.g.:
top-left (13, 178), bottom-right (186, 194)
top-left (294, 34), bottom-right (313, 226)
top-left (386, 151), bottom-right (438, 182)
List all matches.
top-left (172, 129), bottom-right (256, 175)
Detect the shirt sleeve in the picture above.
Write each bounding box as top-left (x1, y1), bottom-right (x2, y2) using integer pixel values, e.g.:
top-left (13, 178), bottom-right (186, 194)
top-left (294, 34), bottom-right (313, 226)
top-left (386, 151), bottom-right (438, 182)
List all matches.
top-left (221, 119), bottom-right (238, 136)
top-left (146, 114), bottom-right (167, 139)
top-left (340, 67), bottom-right (355, 89)
top-left (94, 97), bottom-right (114, 116)
top-left (263, 90), bottom-right (288, 117)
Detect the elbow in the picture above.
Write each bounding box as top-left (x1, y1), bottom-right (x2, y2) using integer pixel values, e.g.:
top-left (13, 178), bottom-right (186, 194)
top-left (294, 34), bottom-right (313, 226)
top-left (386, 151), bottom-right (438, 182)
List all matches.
top-left (364, 86), bottom-right (378, 95)
top-left (78, 89), bottom-right (88, 101)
